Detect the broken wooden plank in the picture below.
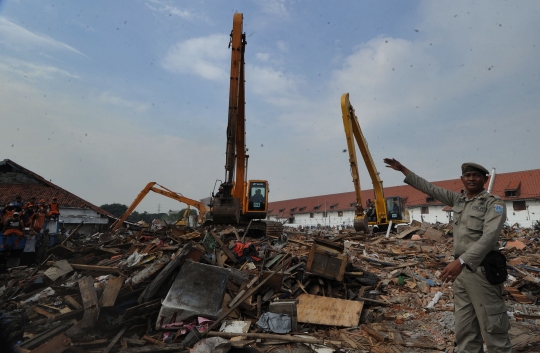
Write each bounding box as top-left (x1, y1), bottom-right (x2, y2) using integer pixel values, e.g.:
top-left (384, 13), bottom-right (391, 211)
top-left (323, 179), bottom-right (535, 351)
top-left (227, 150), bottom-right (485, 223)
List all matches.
top-left (101, 277), bottom-right (124, 307)
top-left (210, 230), bottom-right (237, 263)
top-left (33, 306), bottom-right (56, 319)
top-left (361, 324), bottom-right (388, 342)
top-left (206, 331), bottom-right (323, 344)
top-left (117, 344), bottom-right (188, 353)
top-left (297, 294), bottom-right (363, 327)
top-left (20, 323), bottom-right (72, 349)
top-left (506, 287), bottom-right (534, 304)
top-left (102, 325), bottom-right (128, 353)
top-left (64, 295), bottom-right (83, 310)
top-left (30, 333), bottom-right (71, 353)
top-left (70, 264), bottom-right (124, 276)
top-left (78, 276), bottom-right (100, 328)
top-left (78, 276), bottom-right (99, 310)
top-left (137, 242), bottom-right (193, 304)
top-left (142, 335), bottom-right (166, 345)
top-left (359, 255), bottom-right (397, 266)
top-left (127, 255), bottom-right (170, 286)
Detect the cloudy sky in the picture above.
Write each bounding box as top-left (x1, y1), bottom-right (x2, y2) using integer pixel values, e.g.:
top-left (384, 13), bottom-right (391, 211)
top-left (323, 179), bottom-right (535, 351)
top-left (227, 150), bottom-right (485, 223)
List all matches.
top-left (1, 0), bottom-right (539, 213)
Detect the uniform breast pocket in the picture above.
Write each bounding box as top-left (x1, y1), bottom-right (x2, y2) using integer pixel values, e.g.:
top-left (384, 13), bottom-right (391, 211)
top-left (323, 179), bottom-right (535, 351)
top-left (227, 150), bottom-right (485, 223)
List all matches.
top-left (451, 206), bottom-right (463, 225)
top-left (467, 213), bottom-right (484, 232)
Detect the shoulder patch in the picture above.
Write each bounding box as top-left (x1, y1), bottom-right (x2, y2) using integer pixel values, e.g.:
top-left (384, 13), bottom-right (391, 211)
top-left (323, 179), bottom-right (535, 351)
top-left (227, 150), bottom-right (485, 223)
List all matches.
top-left (494, 204), bottom-right (504, 214)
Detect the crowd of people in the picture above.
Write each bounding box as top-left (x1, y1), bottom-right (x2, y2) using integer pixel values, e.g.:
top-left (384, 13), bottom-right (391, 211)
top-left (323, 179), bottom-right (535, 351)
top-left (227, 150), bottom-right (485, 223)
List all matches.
top-left (1, 195), bottom-right (61, 267)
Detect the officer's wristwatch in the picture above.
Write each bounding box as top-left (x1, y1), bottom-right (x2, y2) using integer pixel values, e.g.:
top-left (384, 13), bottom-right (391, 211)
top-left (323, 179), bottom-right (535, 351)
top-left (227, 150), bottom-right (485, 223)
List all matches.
top-left (458, 258), bottom-right (467, 268)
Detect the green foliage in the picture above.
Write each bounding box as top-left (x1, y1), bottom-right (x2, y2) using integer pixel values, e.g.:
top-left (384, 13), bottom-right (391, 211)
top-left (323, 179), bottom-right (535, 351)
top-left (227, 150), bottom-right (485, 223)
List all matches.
top-left (100, 203), bottom-right (166, 224)
top-left (161, 208), bottom-right (198, 223)
top-left (100, 203), bottom-right (128, 218)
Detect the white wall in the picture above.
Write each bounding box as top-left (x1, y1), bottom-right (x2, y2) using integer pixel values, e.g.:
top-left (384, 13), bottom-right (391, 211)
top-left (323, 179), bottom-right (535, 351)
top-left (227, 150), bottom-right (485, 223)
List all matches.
top-left (409, 200), bottom-right (540, 228)
top-left (269, 210), bottom-right (356, 228)
top-left (58, 207), bottom-right (109, 225)
top-left (407, 205), bottom-right (449, 224)
top-left (506, 200), bottom-right (540, 228)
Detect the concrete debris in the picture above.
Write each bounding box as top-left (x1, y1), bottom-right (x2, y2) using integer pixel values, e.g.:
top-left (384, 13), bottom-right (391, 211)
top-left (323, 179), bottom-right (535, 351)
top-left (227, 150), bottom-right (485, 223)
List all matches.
top-left (0, 221), bottom-right (539, 353)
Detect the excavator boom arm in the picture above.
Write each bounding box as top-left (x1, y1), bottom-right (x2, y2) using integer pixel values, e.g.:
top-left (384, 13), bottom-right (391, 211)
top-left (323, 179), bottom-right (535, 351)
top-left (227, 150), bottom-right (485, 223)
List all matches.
top-left (341, 93), bottom-right (386, 220)
top-left (110, 182), bottom-right (207, 232)
top-left (223, 13), bottom-right (247, 200)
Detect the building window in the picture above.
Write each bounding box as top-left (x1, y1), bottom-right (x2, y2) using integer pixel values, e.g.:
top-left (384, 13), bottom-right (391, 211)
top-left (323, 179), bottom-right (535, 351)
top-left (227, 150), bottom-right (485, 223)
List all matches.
top-left (279, 208), bottom-right (285, 213)
top-left (421, 206), bottom-right (429, 214)
top-left (426, 197), bottom-right (435, 203)
top-left (338, 211), bottom-right (343, 217)
top-left (299, 207), bottom-right (306, 211)
top-left (322, 212), bottom-right (327, 217)
top-left (310, 213), bottom-right (314, 218)
top-left (288, 217), bottom-right (295, 224)
top-left (505, 190), bottom-right (517, 197)
top-left (313, 205), bottom-right (321, 210)
top-left (513, 201), bottom-right (526, 211)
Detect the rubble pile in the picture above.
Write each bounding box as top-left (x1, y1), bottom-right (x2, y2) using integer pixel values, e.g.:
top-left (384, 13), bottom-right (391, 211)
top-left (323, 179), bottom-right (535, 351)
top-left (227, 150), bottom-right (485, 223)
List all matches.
top-left (1, 221), bottom-right (539, 353)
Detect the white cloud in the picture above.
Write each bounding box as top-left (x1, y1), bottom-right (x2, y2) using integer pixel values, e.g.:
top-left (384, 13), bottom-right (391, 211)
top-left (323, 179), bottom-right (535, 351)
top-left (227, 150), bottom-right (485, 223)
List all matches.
top-left (161, 34), bottom-right (229, 81)
top-left (276, 40), bottom-right (289, 53)
top-left (98, 91), bottom-right (151, 113)
top-left (0, 56), bottom-right (80, 81)
top-left (0, 74), bottom-right (220, 212)
top-left (145, 0), bottom-right (209, 22)
top-left (256, 52), bottom-right (270, 62)
top-left (256, 0), bottom-right (290, 17)
top-left (0, 17), bottom-right (85, 56)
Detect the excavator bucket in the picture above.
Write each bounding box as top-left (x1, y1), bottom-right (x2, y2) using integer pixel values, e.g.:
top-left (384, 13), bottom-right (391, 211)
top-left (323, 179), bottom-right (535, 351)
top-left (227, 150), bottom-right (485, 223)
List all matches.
top-left (353, 215), bottom-right (369, 234)
top-left (212, 197), bottom-right (242, 224)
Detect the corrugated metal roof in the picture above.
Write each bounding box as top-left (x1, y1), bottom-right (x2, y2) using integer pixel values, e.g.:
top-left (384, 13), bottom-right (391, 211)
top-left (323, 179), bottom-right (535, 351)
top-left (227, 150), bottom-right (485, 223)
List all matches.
top-left (268, 169), bottom-right (540, 217)
top-left (0, 159), bottom-right (114, 217)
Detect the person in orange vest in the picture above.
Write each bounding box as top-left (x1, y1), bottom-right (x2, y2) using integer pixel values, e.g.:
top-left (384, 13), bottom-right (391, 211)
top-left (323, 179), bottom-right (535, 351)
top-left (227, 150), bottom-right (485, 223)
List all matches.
top-left (2, 212), bottom-right (25, 249)
top-left (47, 197), bottom-right (60, 221)
top-left (31, 207), bottom-right (47, 233)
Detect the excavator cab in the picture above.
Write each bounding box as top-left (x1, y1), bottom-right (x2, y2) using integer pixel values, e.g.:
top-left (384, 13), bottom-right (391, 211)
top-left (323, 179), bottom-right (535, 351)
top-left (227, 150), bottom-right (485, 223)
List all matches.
top-left (386, 196), bottom-right (405, 221)
top-left (246, 180), bottom-right (268, 214)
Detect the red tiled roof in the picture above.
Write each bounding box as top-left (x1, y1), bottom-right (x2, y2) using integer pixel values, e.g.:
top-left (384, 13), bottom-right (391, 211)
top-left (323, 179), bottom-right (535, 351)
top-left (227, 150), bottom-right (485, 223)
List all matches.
top-left (504, 180), bottom-right (521, 191)
top-left (0, 159), bottom-right (114, 217)
top-left (268, 169), bottom-right (540, 217)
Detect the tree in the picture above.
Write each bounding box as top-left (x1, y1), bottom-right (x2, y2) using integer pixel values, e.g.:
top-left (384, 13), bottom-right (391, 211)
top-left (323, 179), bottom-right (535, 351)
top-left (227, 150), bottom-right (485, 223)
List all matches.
top-left (100, 203), bottom-right (128, 218)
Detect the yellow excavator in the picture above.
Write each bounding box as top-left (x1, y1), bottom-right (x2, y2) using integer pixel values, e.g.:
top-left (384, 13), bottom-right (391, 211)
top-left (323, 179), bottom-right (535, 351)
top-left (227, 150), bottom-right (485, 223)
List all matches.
top-left (341, 93), bottom-right (408, 233)
top-left (109, 182), bottom-right (207, 232)
top-left (209, 13), bottom-right (281, 236)
top-left (175, 205), bottom-right (192, 227)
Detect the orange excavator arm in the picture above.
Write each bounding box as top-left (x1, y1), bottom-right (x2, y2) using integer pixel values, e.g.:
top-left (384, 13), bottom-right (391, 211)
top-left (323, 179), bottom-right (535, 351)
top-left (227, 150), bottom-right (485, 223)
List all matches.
top-left (109, 182), bottom-right (207, 232)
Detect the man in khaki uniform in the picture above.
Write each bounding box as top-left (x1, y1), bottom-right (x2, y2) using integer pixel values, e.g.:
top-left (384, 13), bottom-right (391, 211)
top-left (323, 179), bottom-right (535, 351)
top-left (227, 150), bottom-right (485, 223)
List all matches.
top-left (384, 158), bottom-right (512, 353)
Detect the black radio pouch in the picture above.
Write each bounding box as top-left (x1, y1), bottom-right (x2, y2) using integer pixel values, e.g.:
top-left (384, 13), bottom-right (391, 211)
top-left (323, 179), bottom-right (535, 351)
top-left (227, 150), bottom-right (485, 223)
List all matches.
top-left (481, 251), bottom-right (508, 285)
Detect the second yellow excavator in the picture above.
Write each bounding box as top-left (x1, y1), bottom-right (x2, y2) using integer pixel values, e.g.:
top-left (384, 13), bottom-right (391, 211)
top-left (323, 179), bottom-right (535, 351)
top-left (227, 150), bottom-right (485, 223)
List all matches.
top-left (341, 93), bottom-right (408, 233)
